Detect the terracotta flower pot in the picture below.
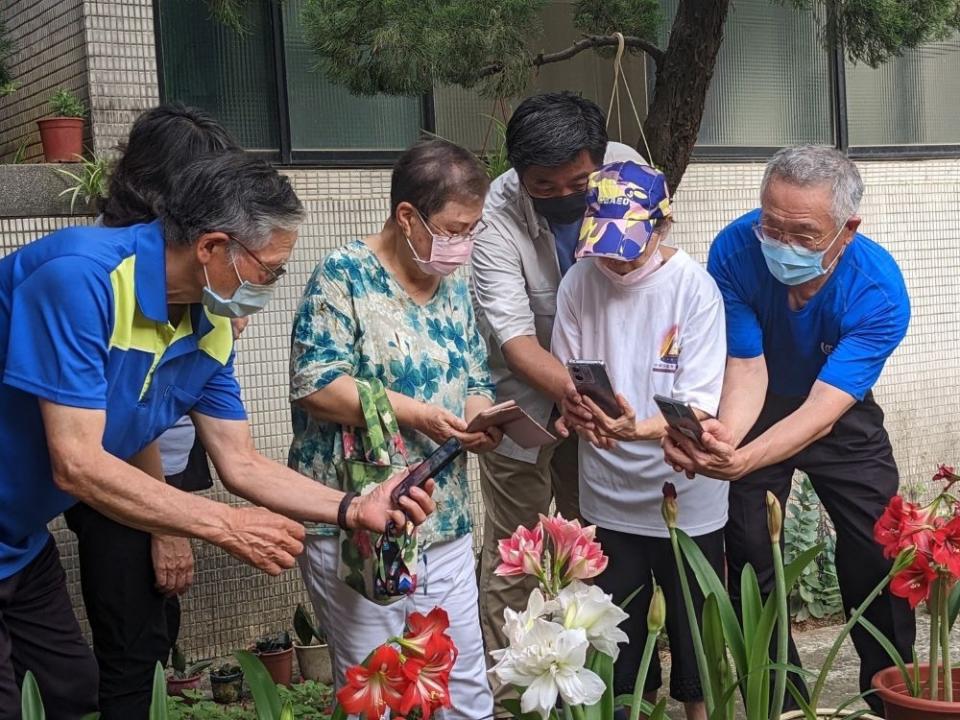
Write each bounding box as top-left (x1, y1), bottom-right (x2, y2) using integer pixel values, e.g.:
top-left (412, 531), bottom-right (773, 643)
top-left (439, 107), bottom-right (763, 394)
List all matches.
top-left (37, 117), bottom-right (84, 163)
top-left (780, 710), bottom-right (881, 719)
top-left (872, 664), bottom-right (960, 719)
top-left (166, 674), bottom-right (202, 697)
top-left (295, 642), bottom-right (332, 683)
top-left (256, 646), bottom-right (294, 687)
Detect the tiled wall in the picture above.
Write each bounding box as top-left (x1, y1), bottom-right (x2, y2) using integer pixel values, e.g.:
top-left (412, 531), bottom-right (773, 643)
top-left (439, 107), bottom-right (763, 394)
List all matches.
top-left (0, 0), bottom-right (91, 163)
top-left (2, 158), bottom-right (958, 659)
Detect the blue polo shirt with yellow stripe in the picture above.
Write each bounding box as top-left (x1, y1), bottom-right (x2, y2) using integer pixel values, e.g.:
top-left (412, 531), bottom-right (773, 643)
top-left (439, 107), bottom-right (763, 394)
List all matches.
top-left (0, 220), bottom-right (246, 579)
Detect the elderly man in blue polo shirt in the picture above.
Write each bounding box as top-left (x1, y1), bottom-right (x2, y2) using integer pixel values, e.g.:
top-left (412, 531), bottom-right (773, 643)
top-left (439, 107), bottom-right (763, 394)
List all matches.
top-left (0, 150), bottom-right (435, 717)
top-left (662, 145), bottom-right (915, 715)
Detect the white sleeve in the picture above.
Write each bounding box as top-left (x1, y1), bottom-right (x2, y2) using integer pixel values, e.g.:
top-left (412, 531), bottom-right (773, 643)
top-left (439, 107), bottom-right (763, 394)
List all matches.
top-left (673, 274), bottom-right (727, 417)
top-left (550, 275), bottom-right (581, 366)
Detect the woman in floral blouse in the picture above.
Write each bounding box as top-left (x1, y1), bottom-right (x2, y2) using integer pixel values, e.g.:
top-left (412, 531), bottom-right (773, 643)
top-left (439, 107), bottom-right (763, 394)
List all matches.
top-left (289, 139), bottom-right (498, 718)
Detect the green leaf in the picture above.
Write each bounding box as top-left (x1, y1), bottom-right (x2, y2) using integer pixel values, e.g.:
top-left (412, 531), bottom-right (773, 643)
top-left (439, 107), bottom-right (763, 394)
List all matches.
top-left (294, 603), bottom-right (321, 646)
top-left (149, 662), bottom-right (168, 720)
top-left (279, 700), bottom-right (296, 720)
top-left (235, 650), bottom-right (282, 720)
top-left (585, 651), bottom-right (614, 720)
top-left (618, 584), bottom-right (645, 611)
top-left (783, 544), bottom-right (823, 593)
top-left (785, 678), bottom-right (815, 719)
top-left (80, 715), bottom-right (101, 720)
top-left (647, 697), bottom-right (669, 720)
top-left (20, 671), bottom-right (45, 720)
top-left (701, 593), bottom-right (728, 717)
top-left (856, 616), bottom-right (917, 696)
top-left (501, 697), bottom-right (545, 720)
top-left (676, 531), bottom-right (747, 678)
top-left (948, 580), bottom-right (960, 630)
top-left (741, 564), bottom-right (762, 655)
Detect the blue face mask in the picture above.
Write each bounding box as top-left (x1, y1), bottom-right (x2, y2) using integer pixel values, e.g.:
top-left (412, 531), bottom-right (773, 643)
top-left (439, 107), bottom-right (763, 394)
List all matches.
top-left (201, 263), bottom-right (275, 318)
top-left (756, 224), bottom-right (845, 286)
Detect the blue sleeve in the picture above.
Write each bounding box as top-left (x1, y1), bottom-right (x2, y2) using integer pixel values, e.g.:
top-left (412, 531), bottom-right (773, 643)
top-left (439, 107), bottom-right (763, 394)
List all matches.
top-left (707, 229), bottom-right (764, 359)
top-left (818, 284), bottom-right (910, 400)
top-left (3, 256), bottom-right (111, 408)
top-left (192, 351), bottom-right (247, 420)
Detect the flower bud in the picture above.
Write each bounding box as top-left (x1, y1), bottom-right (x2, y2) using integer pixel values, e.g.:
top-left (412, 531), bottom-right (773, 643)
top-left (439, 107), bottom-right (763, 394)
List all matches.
top-left (661, 482), bottom-right (678, 529)
top-left (891, 546), bottom-right (917, 576)
top-left (647, 585), bottom-right (666, 632)
top-left (766, 491), bottom-right (782, 543)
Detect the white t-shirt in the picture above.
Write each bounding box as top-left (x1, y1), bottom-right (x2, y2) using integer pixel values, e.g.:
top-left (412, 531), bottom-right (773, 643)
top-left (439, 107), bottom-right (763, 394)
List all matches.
top-left (551, 249), bottom-right (729, 538)
top-left (157, 414), bottom-right (195, 476)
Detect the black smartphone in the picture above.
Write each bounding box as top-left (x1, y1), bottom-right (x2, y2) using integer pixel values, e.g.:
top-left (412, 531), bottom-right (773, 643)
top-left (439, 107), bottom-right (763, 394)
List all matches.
top-left (653, 394), bottom-right (706, 445)
top-left (390, 437), bottom-right (464, 504)
top-left (566, 359), bottom-right (622, 419)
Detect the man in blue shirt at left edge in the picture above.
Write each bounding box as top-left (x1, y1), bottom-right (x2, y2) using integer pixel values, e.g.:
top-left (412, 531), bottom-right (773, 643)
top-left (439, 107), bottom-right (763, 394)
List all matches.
top-left (0, 151), bottom-right (435, 717)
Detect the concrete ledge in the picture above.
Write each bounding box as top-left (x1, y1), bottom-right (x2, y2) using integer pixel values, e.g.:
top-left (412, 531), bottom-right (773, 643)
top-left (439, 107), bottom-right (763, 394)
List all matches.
top-left (0, 164), bottom-right (97, 218)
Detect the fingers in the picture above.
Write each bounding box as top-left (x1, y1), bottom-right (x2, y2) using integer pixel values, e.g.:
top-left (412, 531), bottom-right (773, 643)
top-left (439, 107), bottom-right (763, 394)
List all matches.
top-left (405, 484), bottom-right (436, 515)
top-left (398, 494), bottom-right (428, 525)
top-left (555, 416), bottom-right (569, 438)
top-left (615, 393), bottom-right (636, 419)
top-left (582, 396), bottom-right (610, 424)
top-left (443, 410), bottom-right (468, 432)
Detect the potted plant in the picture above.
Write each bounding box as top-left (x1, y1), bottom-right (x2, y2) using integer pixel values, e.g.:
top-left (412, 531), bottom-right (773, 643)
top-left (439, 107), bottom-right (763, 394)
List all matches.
top-left (210, 662), bottom-right (244, 704)
top-left (166, 643), bottom-right (212, 697)
top-left (37, 89), bottom-right (86, 162)
top-left (293, 602), bottom-right (333, 684)
top-left (254, 630), bottom-right (294, 687)
top-left (866, 463), bottom-right (960, 719)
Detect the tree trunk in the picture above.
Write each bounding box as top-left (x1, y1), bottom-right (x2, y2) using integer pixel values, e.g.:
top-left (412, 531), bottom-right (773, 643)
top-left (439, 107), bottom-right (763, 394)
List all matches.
top-left (641, 0), bottom-right (731, 192)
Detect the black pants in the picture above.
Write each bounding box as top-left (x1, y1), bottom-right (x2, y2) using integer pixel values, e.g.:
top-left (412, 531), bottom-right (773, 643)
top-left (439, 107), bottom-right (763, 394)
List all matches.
top-left (596, 526), bottom-right (725, 702)
top-left (725, 392), bottom-right (915, 716)
top-left (0, 538), bottom-right (99, 720)
top-left (64, 504), bottom-right (181, 720)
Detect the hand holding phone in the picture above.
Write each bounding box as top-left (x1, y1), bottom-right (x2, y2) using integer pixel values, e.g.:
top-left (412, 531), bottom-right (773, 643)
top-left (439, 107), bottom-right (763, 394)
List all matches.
top-left (567, 360), bottom-right (623, 419)
top-left (390, 438), bottom-right (464, 504)
top-left (653, 395), bottom-right (706, 445)
top-left (465, 400), bottom-right (556, 449)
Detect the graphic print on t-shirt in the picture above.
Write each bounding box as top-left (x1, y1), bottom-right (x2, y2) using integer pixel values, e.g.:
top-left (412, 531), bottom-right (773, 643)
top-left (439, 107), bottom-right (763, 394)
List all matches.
top-left (652, 324), bottom-right (680, 374)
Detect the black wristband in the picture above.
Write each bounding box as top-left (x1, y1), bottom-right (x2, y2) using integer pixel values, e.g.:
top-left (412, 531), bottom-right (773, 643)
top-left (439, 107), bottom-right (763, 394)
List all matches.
top-left (337, 491), bottom-right (359, 530)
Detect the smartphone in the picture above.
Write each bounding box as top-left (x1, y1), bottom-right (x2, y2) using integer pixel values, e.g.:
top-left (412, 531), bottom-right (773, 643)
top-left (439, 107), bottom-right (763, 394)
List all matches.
top-left (390, 437), bottom-right (464, 504)
top-left (653, 394), bottom-right (706, 444)
top-left (567, 360), bottom-right (622, 419)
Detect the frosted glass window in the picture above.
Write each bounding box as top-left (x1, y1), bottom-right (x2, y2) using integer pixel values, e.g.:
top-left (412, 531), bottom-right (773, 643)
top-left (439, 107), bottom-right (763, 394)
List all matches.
top-left (846, 35), bottom-right (960, 146)
top-left (660, 0), bottom-right (833, 147)
top-left (157, 0), bottom-right (280, 152)
top-left (281, 0), bottom-right (424, 152)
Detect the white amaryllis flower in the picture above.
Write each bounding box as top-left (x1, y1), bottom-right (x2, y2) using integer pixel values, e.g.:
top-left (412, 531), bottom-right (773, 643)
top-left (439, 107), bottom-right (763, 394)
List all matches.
top-left (555, 580), bottom-right (629, 660)
top-left (492, 618), bottom-right (605, 720)
top-left (497, 588), bottom-right (555, 648)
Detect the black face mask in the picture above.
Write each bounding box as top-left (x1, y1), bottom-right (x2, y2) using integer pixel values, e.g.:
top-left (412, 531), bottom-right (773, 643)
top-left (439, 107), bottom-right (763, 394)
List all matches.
top-left (529, 190), bottom-right (587, 225)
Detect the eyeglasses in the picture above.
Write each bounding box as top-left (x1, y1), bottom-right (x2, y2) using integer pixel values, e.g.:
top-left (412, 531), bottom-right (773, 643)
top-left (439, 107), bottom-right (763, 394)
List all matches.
top-left (752, 222), bottom-right (841, 249)
top-left (416, 209), bottom-right (488, 245)
top-left (228, 235), bottom-right (287, 286)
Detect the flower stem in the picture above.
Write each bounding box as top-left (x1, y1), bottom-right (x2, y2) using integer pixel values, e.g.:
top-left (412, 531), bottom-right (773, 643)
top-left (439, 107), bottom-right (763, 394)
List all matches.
top-left (928, 577), bottom-right (940, 701)
top-left (770, 540), bottom-right (789, 720)
top-left (669, 528), bottom-right (714, 716)
top-left (628, 632), bottom-right (660, 720)
top-left (569, 702), bottom-right (588, 720)
top-left (940, 576), bottom-right (953, 702)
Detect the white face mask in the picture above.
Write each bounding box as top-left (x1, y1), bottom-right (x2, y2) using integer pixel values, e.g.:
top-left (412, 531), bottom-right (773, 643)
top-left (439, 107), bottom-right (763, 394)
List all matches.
top-left (201, 262), bottom-right (276, 318)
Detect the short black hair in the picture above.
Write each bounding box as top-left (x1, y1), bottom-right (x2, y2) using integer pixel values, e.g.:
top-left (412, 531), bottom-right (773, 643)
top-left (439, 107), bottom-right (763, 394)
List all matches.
top-left (390, 138), bottom-right (490, 219)
top-left (506, 92), bottom-right (608, 173)
top-left (100, 103), bottom-right (239, 227)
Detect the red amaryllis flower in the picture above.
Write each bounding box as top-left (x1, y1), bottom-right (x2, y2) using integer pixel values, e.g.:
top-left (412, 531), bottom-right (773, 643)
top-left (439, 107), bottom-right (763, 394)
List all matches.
top-left (932, 516), bottom-right (960, 577)
top-left (933, 464), bottom-right (957, 482)
top-left (890, 553), bottom-right (937, 608)
top-left (397, 633), bottom-right (456, 719)
top-left (874, 496), bottom-right (934, 559)
top-left (401, 607), bottom-right (454, 659)
top-left (336, 644), bottom-right (405, 718)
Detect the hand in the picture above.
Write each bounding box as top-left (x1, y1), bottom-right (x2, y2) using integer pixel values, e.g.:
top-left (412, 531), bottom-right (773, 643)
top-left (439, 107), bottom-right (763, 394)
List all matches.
top-left (463, 426), bottom-right (503, 454)
top-left (558, 382), bottom-right (593, 432)
top-left (556, 415), bottom-right (616, 450)
top-left (582, 394), bottom-right (638, 443)
top-left (215, 506), bottom-right (306, 575)
top-left (151, 534), bottom-right (195, 597)
top-left (661, 418), bottom-right (747, 481)
top-left (352, 473), bottom-right (437, 533)
top-left (415, 404), bottom-right (471, 444)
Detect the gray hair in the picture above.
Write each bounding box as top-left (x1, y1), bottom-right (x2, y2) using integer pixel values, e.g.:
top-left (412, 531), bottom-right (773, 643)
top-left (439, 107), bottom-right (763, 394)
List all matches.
top-left (761, 145), bottom-right (864, 225)
top-left (160, 150), bottom-right (304, 255)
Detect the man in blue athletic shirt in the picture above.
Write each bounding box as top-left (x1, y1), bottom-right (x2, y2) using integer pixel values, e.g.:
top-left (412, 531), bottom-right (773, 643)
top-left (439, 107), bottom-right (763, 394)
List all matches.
top-left (0, 151), bottom-right (435, 717)
top-left (662, 145), bottom-right (915, 716)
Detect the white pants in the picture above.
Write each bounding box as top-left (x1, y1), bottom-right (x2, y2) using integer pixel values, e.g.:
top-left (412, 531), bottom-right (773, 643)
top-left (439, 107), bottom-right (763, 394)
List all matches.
top-left (299, 533), bottom-right (494, 720)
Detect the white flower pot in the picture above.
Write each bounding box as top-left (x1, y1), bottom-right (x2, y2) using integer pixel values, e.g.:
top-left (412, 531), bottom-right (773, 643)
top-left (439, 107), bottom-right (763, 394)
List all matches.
top-left (295, 642), bottom-right (332, 684)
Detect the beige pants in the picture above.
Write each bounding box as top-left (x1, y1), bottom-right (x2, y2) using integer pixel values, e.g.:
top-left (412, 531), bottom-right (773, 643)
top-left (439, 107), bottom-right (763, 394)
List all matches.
top-left (477, 434), bottom-right (580, 710)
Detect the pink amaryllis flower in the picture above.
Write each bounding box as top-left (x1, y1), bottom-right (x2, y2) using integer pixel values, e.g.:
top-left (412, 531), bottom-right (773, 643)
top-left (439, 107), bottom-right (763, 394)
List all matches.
top-left (538, 514), bottom-right (608, 583)
top-left (496, 523), bottom-right (544, 578)
top-left (562, 533), bottom-right (609, 582)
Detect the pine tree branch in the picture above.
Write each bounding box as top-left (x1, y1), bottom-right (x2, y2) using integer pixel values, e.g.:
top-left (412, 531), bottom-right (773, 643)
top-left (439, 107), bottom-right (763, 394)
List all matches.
top-left (477, 33), bottom-right (665, 79)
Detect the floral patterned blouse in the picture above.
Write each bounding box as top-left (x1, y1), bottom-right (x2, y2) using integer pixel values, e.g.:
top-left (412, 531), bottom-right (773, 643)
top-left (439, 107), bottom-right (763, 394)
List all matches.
top-left (288, 240), bottom-right (495, 545)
